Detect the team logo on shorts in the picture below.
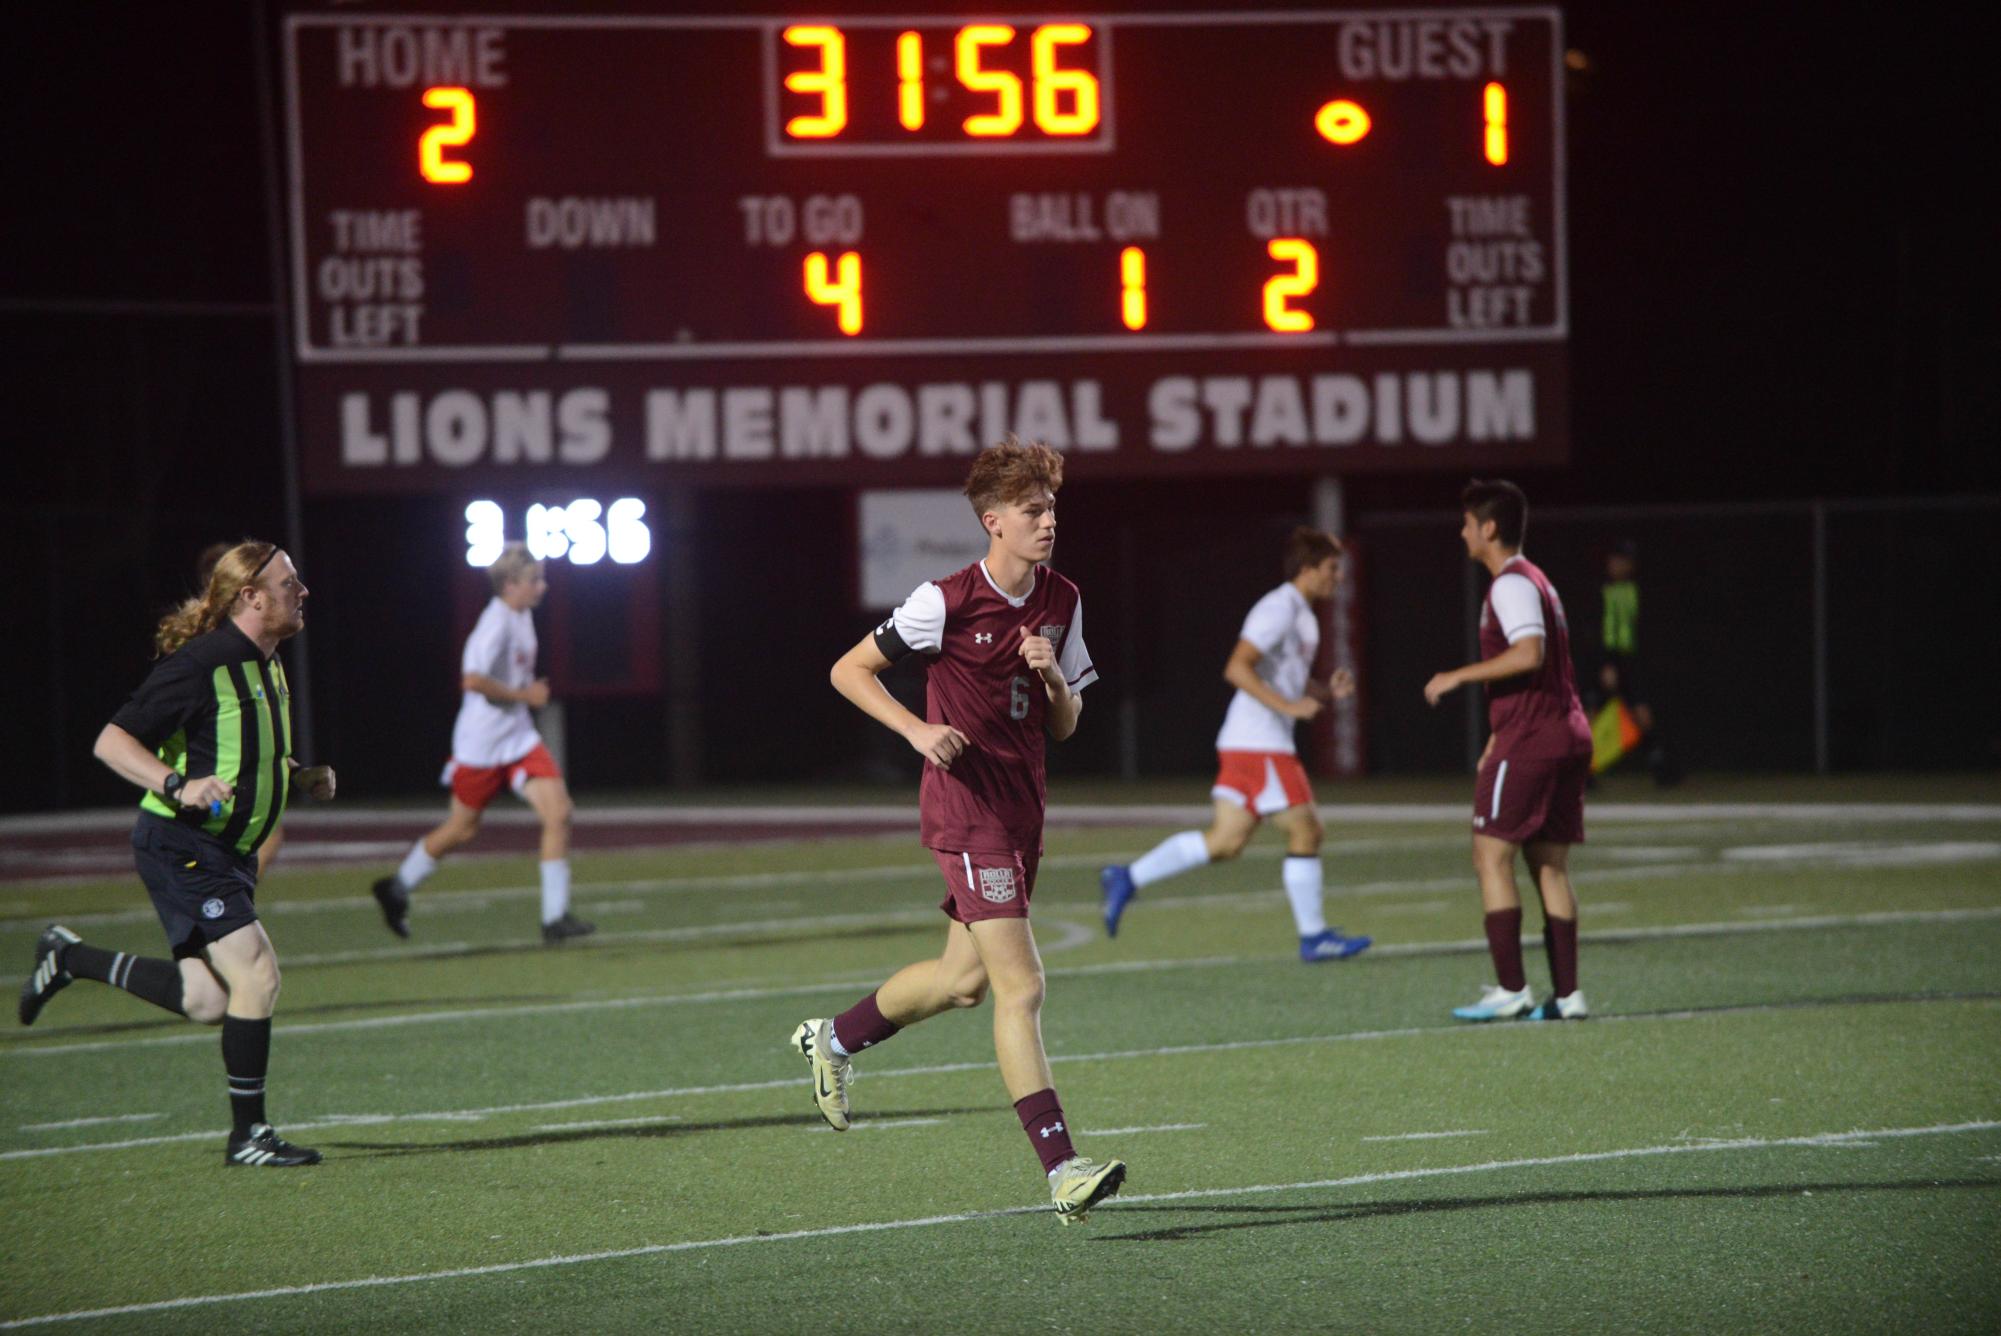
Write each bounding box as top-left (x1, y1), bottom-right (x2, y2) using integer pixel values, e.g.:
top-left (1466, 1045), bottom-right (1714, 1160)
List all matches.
top-left (201, 897), bottom-right (227, 919)
top-left (978, 867), bottom-right (1018, 903)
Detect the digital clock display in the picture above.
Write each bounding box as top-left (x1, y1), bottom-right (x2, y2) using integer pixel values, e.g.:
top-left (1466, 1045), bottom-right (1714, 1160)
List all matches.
top-left (280, 6), bottom-right (1568, 491)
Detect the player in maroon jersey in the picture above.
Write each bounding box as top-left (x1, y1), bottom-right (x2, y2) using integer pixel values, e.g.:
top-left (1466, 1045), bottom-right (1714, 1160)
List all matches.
top-left (1424, 480), bottom-right (1593, 1022)
top-left (795, 436), bottom-right (1126, 1223)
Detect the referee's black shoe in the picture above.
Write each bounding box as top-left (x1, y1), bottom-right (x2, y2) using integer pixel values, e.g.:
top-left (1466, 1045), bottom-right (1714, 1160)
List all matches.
top-left (19, 925), bottom-right (80, 1026)
top-left (370, 876), bottom-right (411, 938)
top-left (541, 912), bottom-right (596, 946)
top-left (225, 1123), bottom-right (323, 1167)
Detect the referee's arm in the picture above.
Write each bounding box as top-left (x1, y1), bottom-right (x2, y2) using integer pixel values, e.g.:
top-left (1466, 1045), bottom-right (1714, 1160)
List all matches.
top-left (93, 724), bottom-right (235, 810)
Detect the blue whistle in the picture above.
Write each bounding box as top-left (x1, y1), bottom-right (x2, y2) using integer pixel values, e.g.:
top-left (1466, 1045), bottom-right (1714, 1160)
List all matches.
top-left (210, 800), bottom-right (224, 817)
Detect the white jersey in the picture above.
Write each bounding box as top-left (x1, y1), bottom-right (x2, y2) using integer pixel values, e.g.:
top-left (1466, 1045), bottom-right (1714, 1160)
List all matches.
top-left (1215, 582), bottom-right (1318, 755)
top-left (451, 596), bottom-right (542, 767)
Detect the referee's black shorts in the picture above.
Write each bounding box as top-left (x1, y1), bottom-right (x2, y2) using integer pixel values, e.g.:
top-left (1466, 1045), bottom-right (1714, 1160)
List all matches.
top-left (130, 812), bottom-right (260, 958)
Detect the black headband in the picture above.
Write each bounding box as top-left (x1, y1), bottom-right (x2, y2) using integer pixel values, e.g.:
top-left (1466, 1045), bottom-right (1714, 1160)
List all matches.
top-left (248, 545), bottom-right (282, 581)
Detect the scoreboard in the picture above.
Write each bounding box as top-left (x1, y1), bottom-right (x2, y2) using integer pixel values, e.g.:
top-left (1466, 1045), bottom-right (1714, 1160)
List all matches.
top-left (278, 5), bottom-right (1568, 492)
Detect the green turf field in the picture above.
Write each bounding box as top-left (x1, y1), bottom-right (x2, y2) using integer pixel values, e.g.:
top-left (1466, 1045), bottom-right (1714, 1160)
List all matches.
top-left (4, 789), bottom-right (1999, 1332)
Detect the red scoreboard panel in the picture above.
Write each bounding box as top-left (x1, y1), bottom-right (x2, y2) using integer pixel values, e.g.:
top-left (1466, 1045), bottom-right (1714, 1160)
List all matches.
top-left (278, 5), bottom-right (1568, 492)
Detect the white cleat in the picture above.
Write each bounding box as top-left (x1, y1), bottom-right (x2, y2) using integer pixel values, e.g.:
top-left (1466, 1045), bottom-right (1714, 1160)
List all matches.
top-left (1530, 990), bottom-right (1589, 1021)
top-left (791, 1018), bottom-right (852, 1131)
top-left (1452, 984), bottom-right (1537, 1022)
top-left (1050, 1155), bottom-right (1127, 1225)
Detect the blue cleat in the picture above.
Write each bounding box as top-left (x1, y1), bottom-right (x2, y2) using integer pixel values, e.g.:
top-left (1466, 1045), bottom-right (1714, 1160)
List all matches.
top-left (1452, 984), bottom-right (1536, 1021)
top-left (1299, 929), bottom-right (1371, 962)
top-left (1100, 865), bottom-right (1138, 938)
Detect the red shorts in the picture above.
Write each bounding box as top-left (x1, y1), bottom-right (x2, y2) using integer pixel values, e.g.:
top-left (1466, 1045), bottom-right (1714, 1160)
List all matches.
top-left (930, 847), bottom-right (1040, 924)
top-left (1473, 751), bottom-right (1588, 845)
top-left (1211, 750), bottom-right (1315, 818)
top-left (443, 742), bottom-right (562, 812)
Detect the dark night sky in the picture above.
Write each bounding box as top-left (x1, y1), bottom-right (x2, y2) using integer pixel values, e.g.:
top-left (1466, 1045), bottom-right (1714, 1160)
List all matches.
top-left (3, 1), bottom-right (1996, 808)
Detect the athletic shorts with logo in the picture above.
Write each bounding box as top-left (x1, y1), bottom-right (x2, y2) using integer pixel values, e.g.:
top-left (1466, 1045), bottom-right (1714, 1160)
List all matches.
top-left (131, 812), bottom-right (259, 958)
top-left (930, 848), bottom-right (1041, 923)
top-left (1212, 750), bottom-right (1314, 818)
top-left (1473, 750), bottom-right (1589, 845)
top-left (441, 741), bottom-right (562, 811)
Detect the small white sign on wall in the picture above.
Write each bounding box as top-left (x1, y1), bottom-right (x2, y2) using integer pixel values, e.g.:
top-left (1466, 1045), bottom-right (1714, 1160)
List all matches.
top-left (858, 490), bottom-right (988, 609)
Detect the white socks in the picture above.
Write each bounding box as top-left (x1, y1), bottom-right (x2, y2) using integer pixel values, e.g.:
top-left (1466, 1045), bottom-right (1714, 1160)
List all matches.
top-left (540, 859), bottom-right (571, 924)
top-left (396, 841), bottom-right (438, 892)
top-left (1130, 830), bottom-right (1210, 889)
top-left (1282, 856), bottom-right (1327, 937)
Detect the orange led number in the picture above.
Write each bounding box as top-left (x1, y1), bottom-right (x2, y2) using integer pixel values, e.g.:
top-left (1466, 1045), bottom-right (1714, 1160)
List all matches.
top-left (1314, 99), bottom-right (1371, 146)
top-left (804, 252), bottom-right (862, 335)
top-left (1263, 239), bottom-right (1319, 333)
top-left (1483, 82), bottom-right (1508, 165)
top-left (1119, 248), bottom-right (1147, 330)
top-left (419, 87), bottom-right (475, 184)
top-left (897, 32), bottom-right (925, 130)
top-left (1031, 24), bottom-right (1099, 135)
top-left (783, 26), bottom-right (848, 138)
top-left (957, 25), bottom-right (1023, 137)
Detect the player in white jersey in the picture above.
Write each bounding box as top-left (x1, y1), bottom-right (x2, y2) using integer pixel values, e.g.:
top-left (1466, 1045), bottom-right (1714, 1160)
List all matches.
top-left (1101, 528), bottom-right (1371, 962)
top-left (369, 543), bottom-right (594, 945)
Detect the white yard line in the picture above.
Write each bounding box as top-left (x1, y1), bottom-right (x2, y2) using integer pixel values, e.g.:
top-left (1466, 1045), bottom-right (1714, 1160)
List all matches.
top-left (18, 1113), bottom-right (162, 1132)
top-left (4, 1120), bottom-right (1995, 1330)
top-left (6, 991), bottom-right (1995, 1162)
top-left (1361, 1130), bottom-right (1490, 1142)
top-left (805, 1117), bottom-right (943, 1133)
top-left (532, 1115), bottom-right (684, 1134)
top-left (9, 905), bottom-right (2000, 1061)
top-left (1092, 1123), bottom-right (1207, 1136)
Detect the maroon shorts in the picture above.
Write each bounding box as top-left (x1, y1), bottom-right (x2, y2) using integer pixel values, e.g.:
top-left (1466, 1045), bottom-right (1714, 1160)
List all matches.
top-left (930, 847), bottom-right (1040, 923)
top-left (1473, 751), bottom-right (1588, 845)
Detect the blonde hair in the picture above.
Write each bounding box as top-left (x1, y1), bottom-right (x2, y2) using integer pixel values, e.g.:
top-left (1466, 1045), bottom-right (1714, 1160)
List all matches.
top-left (963, 435), bottom-right (1064, 521)
top-left (155, 540), bottom-right (278, 656)
top-left (488, 542), bottom-right (542, 595)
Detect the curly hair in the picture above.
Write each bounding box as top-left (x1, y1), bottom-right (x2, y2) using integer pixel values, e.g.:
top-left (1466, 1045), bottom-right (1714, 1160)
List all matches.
top-left (962, 434), bottom-right (1064, 522)
top-left (155, 540), bottom-right (277, 656)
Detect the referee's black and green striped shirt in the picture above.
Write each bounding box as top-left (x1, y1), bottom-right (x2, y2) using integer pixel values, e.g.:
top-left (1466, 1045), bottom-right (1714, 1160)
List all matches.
top-left (109, 621), bottom-right (294, 859)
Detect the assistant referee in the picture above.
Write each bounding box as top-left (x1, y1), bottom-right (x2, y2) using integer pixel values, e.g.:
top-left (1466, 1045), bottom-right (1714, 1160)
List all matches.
top-left (18, 540), bottom-right (337, 1167)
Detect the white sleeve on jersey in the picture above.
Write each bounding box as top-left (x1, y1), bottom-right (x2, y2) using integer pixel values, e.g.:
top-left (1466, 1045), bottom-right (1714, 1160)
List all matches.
top-left (1490, 572), bottom-right (1546, 644)
top-left (1237, 587), bottom-right (1292, 654)
top-left (1059, 596), bottom-right (1097, 692)
top-left (460, 600), bottom-right (510, 677)
top-left (891, 582), bottom-right (947, 654)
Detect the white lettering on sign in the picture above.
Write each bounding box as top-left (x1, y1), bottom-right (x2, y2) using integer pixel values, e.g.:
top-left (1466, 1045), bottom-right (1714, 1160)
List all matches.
top-left (1148, 371), bottom-right (1533, 450)
top-left (646, 380), bottom-right (1117, 462)
top-left (1445, 196), bottom-right (1545, 329)
top-left (525, 198), bottom-right (657, 250)
top-left (337, 26), bottom-right (509, 89)
top-left (340, 389), bottom-right (609, 466)
top-left (1336, 20), bottom-right (1512, 80)
top-left (1245, 189), bottom-right (1328, 238)
top-left (334, 372), bottom-right (1538, 473)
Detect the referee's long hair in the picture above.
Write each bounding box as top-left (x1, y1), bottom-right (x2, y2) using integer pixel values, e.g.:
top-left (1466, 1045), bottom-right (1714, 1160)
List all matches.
top-left (155, 540), bottom-right (278, 656)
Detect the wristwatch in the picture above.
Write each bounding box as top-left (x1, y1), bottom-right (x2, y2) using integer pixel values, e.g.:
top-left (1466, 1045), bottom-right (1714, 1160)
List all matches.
top-left (161, 771), bottom-right (186, 803)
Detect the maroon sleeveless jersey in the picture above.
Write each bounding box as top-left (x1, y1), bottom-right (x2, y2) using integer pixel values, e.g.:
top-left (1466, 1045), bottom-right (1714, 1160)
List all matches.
top-left (919, 563), bottom-right (1089, 853)
top-left (1480, 556), bottom-right (1592, 760)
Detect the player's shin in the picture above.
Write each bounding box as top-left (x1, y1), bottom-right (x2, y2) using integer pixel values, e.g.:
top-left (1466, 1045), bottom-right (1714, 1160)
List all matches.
top-left (64, 942), bottom-right (186, 1016)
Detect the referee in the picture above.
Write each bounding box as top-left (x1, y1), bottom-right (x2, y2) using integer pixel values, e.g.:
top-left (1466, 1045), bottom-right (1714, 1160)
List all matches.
top-left (18, 540), bottom-right (336, 1167)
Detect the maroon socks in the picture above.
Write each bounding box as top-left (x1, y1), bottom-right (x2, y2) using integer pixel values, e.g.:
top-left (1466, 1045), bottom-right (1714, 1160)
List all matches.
top-left (1483, 908), bottom-right (1527, 992)
top-left (831, 991), bottom-right (900, 1056)
top-left (1014, 1088), bottom-right (1075, 1173)
top-left (1544, 915), bottom-right (1579, 997)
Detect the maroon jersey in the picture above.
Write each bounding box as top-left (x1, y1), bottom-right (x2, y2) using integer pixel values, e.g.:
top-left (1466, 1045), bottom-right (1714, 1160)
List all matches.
top-left (1479, 556), bottom-right (1592, 760)
top-left (879, 561), bottom-right (1096, 853)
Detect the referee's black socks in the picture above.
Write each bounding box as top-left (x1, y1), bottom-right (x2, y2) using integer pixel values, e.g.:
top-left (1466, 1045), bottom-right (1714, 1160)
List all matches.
top-left (222, 1016), bottom-right (272, 1137)
top-left (62, 942), bottom-right (185, 1016)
